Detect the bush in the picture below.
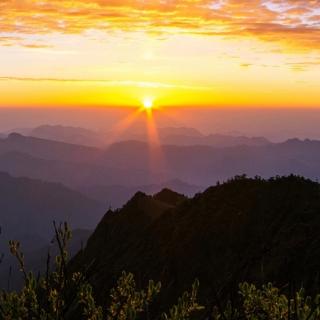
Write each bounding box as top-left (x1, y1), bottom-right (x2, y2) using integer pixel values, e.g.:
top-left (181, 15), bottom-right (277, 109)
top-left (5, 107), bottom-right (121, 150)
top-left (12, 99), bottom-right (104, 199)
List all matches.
top-left (0, 222), bottom-right (203, 320)
top-left (2, 222), bottom-right (320, 319)
top-left (212, 283), bottom-right (320, 320)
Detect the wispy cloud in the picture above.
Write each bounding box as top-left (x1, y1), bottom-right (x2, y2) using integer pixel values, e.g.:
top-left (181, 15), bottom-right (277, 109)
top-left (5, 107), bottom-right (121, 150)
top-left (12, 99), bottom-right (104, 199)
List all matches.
top-left (286, 60), bottom-right (320, 71)
top-left (0, 0), bottom-right (320, 50)
top-left (0, 76), bottom-right (211, 91)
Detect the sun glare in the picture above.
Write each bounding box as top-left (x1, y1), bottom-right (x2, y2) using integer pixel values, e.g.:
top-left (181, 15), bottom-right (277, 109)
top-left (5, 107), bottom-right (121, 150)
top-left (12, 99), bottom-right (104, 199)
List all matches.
top-left (142, 98), bottom-right (154, 110)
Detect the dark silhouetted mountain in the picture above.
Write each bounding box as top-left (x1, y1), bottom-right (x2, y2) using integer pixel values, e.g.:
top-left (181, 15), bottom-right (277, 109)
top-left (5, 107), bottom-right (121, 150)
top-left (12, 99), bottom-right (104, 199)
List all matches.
top-left (153, 188), bottom-right (186, 206)
top-left (71, 176), bottom-right (320, 310)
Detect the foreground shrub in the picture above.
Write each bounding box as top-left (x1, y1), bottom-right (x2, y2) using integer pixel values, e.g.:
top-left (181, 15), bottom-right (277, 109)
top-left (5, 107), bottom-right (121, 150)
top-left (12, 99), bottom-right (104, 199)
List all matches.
top-left (0, 223), bottom-right (203, 320)
top-left (2, 222), bottom-right (320, 319)
top-left (212, 283), bottom-right (320, 320)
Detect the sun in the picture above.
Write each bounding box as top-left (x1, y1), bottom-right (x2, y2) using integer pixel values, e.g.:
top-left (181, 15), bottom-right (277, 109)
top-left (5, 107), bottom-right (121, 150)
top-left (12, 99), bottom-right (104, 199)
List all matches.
top-left (142, 97), bottom-right (154, 110)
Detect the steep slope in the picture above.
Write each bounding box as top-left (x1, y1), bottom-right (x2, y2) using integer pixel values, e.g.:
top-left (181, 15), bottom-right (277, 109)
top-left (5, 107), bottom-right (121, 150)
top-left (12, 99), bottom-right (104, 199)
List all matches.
top-left (71, 176), bottom-right (320, 310)
top-left (70, 189), bottom-right (186, 303)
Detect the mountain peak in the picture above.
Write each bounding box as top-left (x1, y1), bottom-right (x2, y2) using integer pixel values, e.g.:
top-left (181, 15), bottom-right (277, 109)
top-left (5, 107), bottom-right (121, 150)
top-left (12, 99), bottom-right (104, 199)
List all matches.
top-left (153, 188), bottom-right (186, 206)
top-left (129, 191), bottom-right (148, 202)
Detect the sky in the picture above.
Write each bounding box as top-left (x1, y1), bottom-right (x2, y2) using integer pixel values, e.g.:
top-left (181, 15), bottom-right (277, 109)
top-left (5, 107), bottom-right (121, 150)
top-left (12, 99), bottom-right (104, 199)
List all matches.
top-left (0, 0), bottom-right (320, 109)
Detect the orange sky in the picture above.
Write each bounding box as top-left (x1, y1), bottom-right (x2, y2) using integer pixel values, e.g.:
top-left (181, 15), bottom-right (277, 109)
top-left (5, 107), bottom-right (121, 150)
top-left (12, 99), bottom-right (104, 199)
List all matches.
top-left (0, 0), bottom-right (320, 108)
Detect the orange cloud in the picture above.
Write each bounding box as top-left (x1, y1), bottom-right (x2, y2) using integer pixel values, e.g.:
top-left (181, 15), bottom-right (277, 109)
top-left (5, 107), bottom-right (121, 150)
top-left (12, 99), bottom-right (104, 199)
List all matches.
top-left (0, 0), bottom-right (320, 50)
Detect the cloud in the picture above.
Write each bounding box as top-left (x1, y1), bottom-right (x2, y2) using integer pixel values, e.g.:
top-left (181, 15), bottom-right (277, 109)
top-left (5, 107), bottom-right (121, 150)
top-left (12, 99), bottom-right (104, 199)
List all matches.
top-left (21, 43), bottom-right (53, 49)
top-left (0, 36), bottom-right (23, 46)
top-left (240, 63), bottom-right (252, 67)
top-left (0, 76), bottom-right (211, 90)
top-left (285, 59), bottom-right (320, 71)
top-left (0, 0), bottom-right (320, 50)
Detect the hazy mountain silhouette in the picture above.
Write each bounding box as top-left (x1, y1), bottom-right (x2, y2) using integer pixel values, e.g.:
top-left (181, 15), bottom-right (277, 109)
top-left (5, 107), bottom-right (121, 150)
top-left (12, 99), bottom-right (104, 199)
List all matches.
top-left (0, 132), bottom-right (100, 163)
top-left (105, 125), bottom-right (270, 147)
top-left (71, 175), bottom-right (320, 310)
top-left (0, 171), bottom-right (104, 245)
top-left (160, 133), bottom-right (270, 147)
top-left (1, 133), bottom-right (320, 203)
top-left (17, 124), bottom-right (271, 148)
top-left (0, 150), bottom-right (160, 191)
top-left (114, 126), bottom-right (202, 143)
top-left (100, 139), bottom-right (320, 185)
top-left (30, 125), bottom-right (105, 147)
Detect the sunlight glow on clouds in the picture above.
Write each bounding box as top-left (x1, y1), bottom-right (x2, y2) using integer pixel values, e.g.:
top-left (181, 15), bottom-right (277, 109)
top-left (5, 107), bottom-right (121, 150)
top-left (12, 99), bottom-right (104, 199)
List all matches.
top-left (0, 0), bottom-right (320, 108)
top-left (1, 0), bottom-right (320, 48)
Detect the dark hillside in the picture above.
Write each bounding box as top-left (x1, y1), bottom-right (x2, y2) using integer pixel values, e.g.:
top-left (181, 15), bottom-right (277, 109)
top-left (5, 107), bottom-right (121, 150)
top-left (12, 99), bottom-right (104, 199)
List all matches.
top-left (71, 176), bottom-right (320, 310)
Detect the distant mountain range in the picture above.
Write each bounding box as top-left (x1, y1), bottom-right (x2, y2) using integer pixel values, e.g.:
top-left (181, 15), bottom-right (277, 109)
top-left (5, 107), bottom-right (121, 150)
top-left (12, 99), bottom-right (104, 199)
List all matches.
top-left (29, 125), bottom-right (106, 147)
top-left (71, 176), bottom-right (320, 311)
top-left (1, 132), bottom-right (320, 207)
top-left (99, 139), bottom-right (320, 186)
top-left (5, 124), bottom-right (271, 148)
top-left (131, 126), bottom-right (271, 147)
